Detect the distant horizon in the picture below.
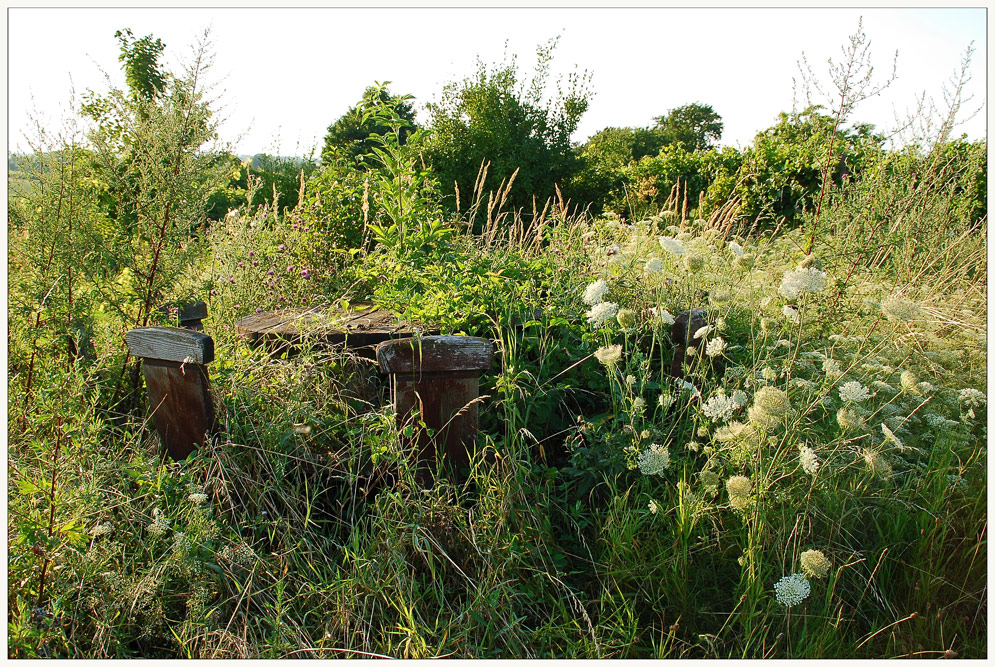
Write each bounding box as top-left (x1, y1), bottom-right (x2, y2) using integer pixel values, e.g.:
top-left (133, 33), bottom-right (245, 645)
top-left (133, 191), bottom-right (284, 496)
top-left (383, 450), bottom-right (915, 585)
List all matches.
top-left (8, 7), bottom-right (986, 157)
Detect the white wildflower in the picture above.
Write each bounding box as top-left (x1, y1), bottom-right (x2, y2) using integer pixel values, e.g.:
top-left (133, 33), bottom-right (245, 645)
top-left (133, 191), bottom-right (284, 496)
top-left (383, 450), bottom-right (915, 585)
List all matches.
top-left (839, 381), bottom-right (871, 403)
top-left (799, 445), bottom-right (820, 475)
top-left (726, 475), bottom-right (753, 510)
top-left (774, 573), bottom-right (811, 607)
top-left (658, 392), bottom-right (675, 409)
top-left (783, 305), bottom-right (800, 325)
top-left (648, 500), bottom-right (659, 514)
top-left (702, 391), bottom-right (741, 422)
top-left (958, 388), bottom-right (986, 408)
top-left (728, 241), bottom-right (745, 257)
top-left (582, 279), bottom-right (609, 306)
top-left (659, 236), bottom-right (688, 256)
top-left (148, 509), bottom-right (169, 537)
top-left (880, 295), bottom-right (920, 322)
top-left (594, 344), bottom-right (623, 366)
top-left (694, 325), bottom-right (713, 340)
top-left (705, 336), bottom-right (727, 358)
top-left (644, 257), bottom-right (664, 274)
top-left (799, 550), bottom-right (831, 579)
top-left (586, 301), bottom-right (619, 328)
top-left (881, 423), bottom-right (904, 451)
top-left (676, 378), bottom-right (701, 400)
top-left (863, 449), bottom-right (893, 478)
top-left (638, 444), bottom-right (672, 476)
top-left (91, 522), bottom-right (115, 538)
top-left (779, 266), bottom-right (827, 300)
top-left (188, 492), bottom-right (208, 505)
top-left (823, 358), bottom-right (842, 380)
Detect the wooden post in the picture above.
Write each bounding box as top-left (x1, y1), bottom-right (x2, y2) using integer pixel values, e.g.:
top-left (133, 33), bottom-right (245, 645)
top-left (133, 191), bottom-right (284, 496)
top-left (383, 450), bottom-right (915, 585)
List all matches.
top-left (125, 327), bottom-right (216, 461)
top-left (376, 335), bottom-right (495, 481)
top-left (670, 308), bottom-right (708, 378)
top-left (158, 300), bottom-right (209, 331)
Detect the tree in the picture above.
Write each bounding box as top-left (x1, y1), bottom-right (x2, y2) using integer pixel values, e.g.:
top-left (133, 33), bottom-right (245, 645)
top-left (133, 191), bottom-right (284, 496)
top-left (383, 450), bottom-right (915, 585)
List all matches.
top-left (653, 102), bottom-right (724, 152)
top-left (321, 84), bottom-right (417, 167)
top-left (417, 38), bottom-right (592, 223)
top-left (735, 106), bottom-right (884, 225)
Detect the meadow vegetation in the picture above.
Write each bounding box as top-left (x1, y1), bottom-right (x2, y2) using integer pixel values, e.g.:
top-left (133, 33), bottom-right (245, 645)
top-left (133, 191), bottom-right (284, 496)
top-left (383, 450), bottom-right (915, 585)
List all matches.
top-left (7, 24), bottom-right (987, 658)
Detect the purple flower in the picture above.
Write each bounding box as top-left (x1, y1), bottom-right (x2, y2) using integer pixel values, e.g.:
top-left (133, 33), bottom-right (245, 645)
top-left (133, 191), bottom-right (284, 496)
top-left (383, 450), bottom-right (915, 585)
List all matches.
top-left (210, 289), bottom-right (216, 296)
top-left (278, 244), bottom-right (286, 251)
top-left (287, 265), bottom-right (294, 272)
top-left (181, 199), bottom-right (187, 205)
top-left (292, 224), bottom-right (298, 230)
top-left (252, 261), bottom-right (259, 266)
top-left (256, 307), bottom-right (262, 313)
top-left (268, 269), bottom-right (275, 275)
top-left (279, 295), bottom-right (285, 301)
top-left (229, 277), bottom-right (235, 284)
top-left (249, 251), bottom-right (254, 257)
top-left (238, 262), bottom-right (244, 267)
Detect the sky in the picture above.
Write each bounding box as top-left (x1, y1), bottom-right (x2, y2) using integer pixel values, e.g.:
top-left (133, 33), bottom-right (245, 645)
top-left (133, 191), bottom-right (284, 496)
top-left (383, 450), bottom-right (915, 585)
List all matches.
top-left (6, 6), bottom-right (988, 158)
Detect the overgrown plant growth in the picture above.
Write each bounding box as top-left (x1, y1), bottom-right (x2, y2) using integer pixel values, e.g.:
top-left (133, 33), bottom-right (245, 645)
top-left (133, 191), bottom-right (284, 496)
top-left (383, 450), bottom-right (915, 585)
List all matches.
top-left (7, 24), bottom-right (986, 659)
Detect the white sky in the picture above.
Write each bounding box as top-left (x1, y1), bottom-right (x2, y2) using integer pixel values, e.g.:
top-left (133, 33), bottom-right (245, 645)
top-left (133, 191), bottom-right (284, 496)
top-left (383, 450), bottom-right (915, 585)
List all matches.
top-left (6, 6), bottom-right (988, 157)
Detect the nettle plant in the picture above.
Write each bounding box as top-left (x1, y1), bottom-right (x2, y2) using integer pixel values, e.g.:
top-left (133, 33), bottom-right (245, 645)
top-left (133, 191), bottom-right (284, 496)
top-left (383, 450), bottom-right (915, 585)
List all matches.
top-left (568, 214), bottom-right (985, 611)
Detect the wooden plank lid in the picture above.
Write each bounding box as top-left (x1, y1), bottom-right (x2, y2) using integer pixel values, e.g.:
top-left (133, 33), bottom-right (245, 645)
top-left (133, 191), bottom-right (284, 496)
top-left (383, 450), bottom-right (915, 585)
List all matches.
top-left (126, 327), bottom-right (215, 364)
top-left (376, 335), bottom-right (495, 374)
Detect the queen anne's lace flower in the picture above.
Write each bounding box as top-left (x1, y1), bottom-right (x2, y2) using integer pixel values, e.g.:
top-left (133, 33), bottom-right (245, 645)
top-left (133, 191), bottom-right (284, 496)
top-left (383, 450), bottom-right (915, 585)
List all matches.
top-left (823, 358), bottom-right (842, 380)
top-left (700, 470), bottom-right (721, 494)
top-left (863, 449), bottom-right (893, 478)
top-left (899, 370), bottom-right (920, 394)
top-left (702, 391), bottom-right (740, 421)
top-left (799, 445), bottom-right (820, 475)
top-left (749, 387), bottom-right (791, 426)
top-left (705, 337), bottom-right (727, 358)
top-left (779, 266), bottom-right (828, 300)
top-left (648, 499), bottom-right (659, 514)
top-left (586, 301), bottom-right (618, 328)
top-left (91, 522), bottom-right (114, 538)
top-left (659, 236), bottom-right (688, 256)
top-left (783, 305), bottom-right (800, 325)
top-left (881, 423), bottom-right (904, 450)
top-left (644, 257), bottom-right (664, 274)
top-left (582, 279), bottom-right (609, 306)
top-left (694, 325), bottom-right (713, 340)
top-left (188, 492), bottom-right (208, 505)
top-left (638, 444), bottom-right (671, 475)
top-left (880, 294), bottom-right (920, 322)
top-left (148, 509), bottom-right (169, 537)
top-left (800, 550), bottom-right (831, 578)
top-left (774, 573), bottom-right (811, 607)
top-left (728, 241), bottom-right (745, 257)
top-left (726, 475), bottom-right (752, 510)
top-left (958, 387), bottom-right (986, 408)
top-left (682, 254), bottom-right (705, 273)
top-left (617, 308), bottom-right (637, 329)
top-left (837, 406), bottom-right (864, 431)
top-left (839, 381), bottom-right (871, 403)
top-left (594, 344), bottom-right (623, 366)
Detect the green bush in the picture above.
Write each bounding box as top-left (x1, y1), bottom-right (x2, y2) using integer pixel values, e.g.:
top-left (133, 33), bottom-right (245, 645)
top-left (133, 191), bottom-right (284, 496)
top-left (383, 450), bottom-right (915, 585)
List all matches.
top-left (416, 38), bottom-right (592, 225)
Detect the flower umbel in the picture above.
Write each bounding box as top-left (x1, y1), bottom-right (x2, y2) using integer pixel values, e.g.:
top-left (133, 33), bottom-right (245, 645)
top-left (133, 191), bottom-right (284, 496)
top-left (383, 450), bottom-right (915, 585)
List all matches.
top-left (583, 279), bottom-right (609, 306)
top-left (586, 301), bottom-right (619, 328)
top-left (774, 573), bottom-right (812, 607)
top-left (638, 444), bottom-right (672, 476)
top-left (594, 344), bottom-right (623, 366)
top-left (800, 550), bottom-right (831, 578)
top-left (726, 475), bottom-right (752, 510)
